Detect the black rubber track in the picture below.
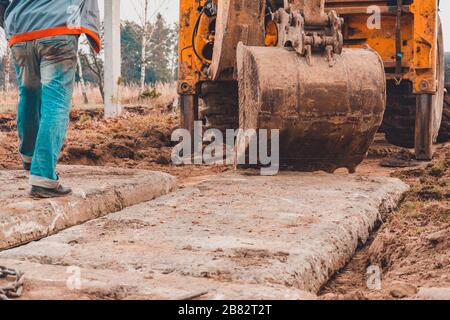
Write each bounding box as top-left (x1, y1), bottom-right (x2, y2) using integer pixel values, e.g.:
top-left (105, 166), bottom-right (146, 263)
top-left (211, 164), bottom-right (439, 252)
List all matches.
top-left (382, 81), bottom-right (417, 148)
top-left (199, 81), bottom-right (239, 132)
top-left (383, 17), bottom-right (445, 148)
top-left (437, 88), bottom-right (450, 142)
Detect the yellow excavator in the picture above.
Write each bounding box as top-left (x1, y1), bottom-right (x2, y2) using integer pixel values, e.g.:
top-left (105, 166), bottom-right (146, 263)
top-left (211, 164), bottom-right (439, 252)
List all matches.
top-left (177, 0), bottom-right (447, 172)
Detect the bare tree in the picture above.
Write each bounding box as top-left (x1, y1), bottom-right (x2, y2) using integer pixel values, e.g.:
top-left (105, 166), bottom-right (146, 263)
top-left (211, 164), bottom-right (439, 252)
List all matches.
top-left (80, 45), bottom-right (104, 103)
top-left (77, 54), bottom-right (89, 104)
top-left (3, 46), bottom-right (11, 93)
top-left (139, 0), bottom-right (150, 94)
top-left (132, 0), bottom-right (166, 94)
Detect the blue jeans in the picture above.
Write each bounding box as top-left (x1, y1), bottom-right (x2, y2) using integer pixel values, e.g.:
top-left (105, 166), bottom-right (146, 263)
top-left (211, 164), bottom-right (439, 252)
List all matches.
top-left (12, 35), bottom-right (78, 188)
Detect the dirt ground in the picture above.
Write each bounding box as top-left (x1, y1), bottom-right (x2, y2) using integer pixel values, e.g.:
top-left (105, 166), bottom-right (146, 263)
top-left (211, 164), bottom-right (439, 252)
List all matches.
top-left (0, 105), bottom-right (449, 300)
top-left (0, 105), bottom-right (229, 181)
top-left (321, 142), bottom-right (450, 300)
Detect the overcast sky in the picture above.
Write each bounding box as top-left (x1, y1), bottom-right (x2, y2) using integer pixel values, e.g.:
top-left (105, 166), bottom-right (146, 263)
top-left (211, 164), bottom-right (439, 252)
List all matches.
top-left (98, 0), bottom-right (179, 24)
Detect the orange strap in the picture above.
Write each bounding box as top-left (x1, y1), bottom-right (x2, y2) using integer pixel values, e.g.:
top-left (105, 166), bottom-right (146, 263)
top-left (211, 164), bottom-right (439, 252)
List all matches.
top-left (8, 26), bottom-right (101, 53)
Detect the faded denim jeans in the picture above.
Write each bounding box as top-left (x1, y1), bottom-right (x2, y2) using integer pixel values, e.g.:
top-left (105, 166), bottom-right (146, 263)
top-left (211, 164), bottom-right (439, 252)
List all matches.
top-left (11, 35), bottom-right (78, 188)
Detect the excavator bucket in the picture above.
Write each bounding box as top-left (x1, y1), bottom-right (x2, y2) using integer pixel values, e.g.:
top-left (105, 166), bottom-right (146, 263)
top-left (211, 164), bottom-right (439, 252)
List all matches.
top-left (237, 44), bottom-right (386, 173)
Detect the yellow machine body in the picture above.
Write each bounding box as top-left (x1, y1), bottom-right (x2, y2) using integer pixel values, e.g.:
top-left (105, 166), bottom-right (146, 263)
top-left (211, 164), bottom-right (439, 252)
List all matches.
top-left (177, 0), bottom-right (444, 169)
top-left (178, 0), bottom-right (440, 95)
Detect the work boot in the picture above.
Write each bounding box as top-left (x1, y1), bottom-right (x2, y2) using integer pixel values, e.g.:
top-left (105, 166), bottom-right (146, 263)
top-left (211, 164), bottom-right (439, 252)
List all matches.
top-left (30, 185), bottom-right (72, 198)
top-left (23, 162), bottom-right (31, 171)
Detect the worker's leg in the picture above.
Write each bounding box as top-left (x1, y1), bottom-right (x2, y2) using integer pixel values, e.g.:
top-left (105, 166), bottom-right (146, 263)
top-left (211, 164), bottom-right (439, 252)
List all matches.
top-left (29, 35), bottom-right (78, 188)
top-left (11, 42), bottom-right (42, 166)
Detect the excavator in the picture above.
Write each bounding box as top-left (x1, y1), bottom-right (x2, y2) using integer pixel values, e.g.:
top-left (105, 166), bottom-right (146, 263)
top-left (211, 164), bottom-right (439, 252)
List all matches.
top-left (177, 0), bottom-right (448, 173)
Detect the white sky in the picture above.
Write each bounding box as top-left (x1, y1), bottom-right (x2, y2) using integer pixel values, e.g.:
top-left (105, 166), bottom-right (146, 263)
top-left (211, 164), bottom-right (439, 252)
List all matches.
top-left (98, 0), bottom-right (179, 24)
top-left (440, 1), bottom-right (449, 50)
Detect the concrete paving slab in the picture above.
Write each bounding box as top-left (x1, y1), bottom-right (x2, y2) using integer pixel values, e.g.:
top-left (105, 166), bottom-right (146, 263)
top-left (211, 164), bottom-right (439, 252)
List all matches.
top-left (0, 258), bottom-right (314, 300)
top-left (0, 165), bottom-right (176, 250)
top-left (415, 288), bottom-right (450, 300)
top-left (0, 172), bottom-right (408, 299)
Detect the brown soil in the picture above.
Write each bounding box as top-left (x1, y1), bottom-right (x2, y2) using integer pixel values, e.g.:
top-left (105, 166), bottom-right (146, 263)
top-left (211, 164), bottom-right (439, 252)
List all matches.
top-left (321, 142), bottom-right (450, 300)
top-left (0, 106), bottom-right (229, 181)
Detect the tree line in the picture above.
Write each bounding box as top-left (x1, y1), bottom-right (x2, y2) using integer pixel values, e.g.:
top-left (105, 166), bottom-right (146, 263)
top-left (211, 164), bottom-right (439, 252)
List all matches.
top-left (0, 14), bottom-right (178, 98)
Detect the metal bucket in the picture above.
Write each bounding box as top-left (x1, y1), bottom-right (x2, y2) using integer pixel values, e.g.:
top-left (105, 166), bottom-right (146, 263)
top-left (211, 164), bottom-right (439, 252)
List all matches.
top-left (237, 44), bottom-right (386, 172)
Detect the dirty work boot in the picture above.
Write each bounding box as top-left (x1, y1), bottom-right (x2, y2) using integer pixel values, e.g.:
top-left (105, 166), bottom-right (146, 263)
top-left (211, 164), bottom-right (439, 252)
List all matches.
top-left (23, 162), bottom-right (31, 171)
top-left (30, 185), bottom-right (72, 198)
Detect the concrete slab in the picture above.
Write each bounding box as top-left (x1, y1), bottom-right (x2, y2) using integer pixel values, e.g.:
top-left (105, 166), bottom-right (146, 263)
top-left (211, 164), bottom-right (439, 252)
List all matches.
top-left (0, 258), bottom-right (314, 300)
top-left (0, 172), bottom-right (408, 299)
top-left (0, 165), bottom-right (176, 250)
top-left (415, 288), bottom-right (450, 300)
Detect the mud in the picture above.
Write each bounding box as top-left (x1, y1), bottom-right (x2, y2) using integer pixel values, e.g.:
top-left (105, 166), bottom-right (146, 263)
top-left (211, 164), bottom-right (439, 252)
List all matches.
top-left (368, 134), bottom-right (419, 168)
top-left (321, 143), bottom-right (450, 300)
top-left (0, 107), bottom-right (229, 180)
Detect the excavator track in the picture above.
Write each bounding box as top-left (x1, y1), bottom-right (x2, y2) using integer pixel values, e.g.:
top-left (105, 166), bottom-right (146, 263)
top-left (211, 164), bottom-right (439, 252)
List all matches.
top-left (199, 81), bottom-right (239, 132)
top-left (383, 17), bottom-right (445, 147)
top-left (438, 85), bottom-right (450, 142)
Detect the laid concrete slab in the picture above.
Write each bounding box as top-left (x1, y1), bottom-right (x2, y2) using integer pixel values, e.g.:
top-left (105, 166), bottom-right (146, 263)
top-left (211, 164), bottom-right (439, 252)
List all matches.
top-left (0, 258), bottom-right (314, 300)
top-left (415, 288), bottom-right (450, 300)
top-left (0, 165), bottom-right (176, 250)
top-left (0, 172), bottom-right (408, 299)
